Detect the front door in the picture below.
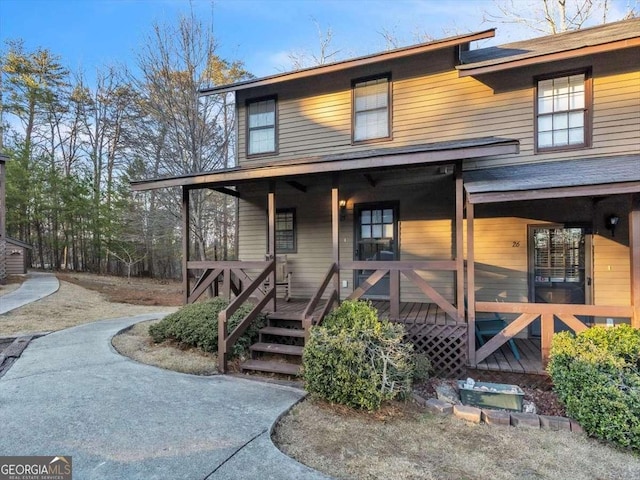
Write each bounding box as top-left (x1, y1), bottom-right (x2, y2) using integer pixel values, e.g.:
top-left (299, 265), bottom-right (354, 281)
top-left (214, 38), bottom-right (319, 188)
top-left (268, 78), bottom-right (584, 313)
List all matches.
top-left (529, 226), bottom-right (591, 336)
top-left (354, 203), bottom-right (398, 299)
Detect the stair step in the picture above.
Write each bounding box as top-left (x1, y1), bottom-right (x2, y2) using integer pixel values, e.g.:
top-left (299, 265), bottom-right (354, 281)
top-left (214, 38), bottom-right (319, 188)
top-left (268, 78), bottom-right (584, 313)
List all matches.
top-left (250, 342), bottom-right (304, 356)
top-left (259, 326), bottom-right (305, 338)
top-left (266, 312), bottom-right (305, 322)
top-left (241, 359), bottom-right (301, 376)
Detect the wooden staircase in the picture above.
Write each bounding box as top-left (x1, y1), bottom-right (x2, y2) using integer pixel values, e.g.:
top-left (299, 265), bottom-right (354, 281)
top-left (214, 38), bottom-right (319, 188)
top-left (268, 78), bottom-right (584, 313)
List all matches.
top-left (241, 311), bottom-right (306, 376)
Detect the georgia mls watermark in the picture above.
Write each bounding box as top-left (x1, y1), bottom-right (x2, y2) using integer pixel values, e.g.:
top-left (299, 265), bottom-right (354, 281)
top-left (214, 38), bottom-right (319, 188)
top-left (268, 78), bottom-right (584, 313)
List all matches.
top-left (0, 456), bottom-right (72, 480)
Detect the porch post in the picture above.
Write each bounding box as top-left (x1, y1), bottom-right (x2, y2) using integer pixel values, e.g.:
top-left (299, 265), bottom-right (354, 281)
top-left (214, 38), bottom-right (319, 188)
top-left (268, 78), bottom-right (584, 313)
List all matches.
top-left (331, 186), bottom-right (340, 297)
top-left (182, 186), bottom-right (190, 304)
top-left (455, 164), bottom-right (464, 322)
top-left (466, 195), bottom-right (476, 366)
top-left (268, 183), bottom-right (276, 312)
top-left (631, 193), bottom-right (640, 328)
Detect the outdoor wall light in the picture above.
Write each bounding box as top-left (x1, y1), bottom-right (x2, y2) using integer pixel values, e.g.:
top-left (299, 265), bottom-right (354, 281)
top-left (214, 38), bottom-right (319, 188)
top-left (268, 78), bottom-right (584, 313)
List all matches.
top-left (605, 214), bottom-right (620, 237)
top-left (339, 200), bottom-right (347, 220)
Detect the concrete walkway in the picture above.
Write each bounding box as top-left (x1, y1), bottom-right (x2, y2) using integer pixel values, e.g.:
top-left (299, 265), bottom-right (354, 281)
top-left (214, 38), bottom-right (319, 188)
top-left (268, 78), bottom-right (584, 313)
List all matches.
top-left (0, 272), bottom-right (60, 314)
top-left (0, 315), bottom-right (331, 480)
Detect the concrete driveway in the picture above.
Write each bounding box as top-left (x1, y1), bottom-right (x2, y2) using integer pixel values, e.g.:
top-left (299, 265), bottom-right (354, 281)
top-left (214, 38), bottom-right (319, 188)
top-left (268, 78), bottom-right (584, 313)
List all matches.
top-left (0, 314), bottom-right (331, 480)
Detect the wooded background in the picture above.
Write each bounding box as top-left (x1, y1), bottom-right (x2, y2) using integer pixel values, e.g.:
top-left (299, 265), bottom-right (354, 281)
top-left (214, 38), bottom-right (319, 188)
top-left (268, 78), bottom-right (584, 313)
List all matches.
top-left (1, 1), bottom-right (634, 279)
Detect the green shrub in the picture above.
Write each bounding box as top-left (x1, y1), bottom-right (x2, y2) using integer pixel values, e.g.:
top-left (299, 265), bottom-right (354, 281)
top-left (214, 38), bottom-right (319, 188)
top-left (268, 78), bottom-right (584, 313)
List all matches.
top-left (548, 324), bottom-right (640, 450)
top-left (303, 300), bottom-right (415, 411)
top-left (149, 297), bottom-right (264, 358)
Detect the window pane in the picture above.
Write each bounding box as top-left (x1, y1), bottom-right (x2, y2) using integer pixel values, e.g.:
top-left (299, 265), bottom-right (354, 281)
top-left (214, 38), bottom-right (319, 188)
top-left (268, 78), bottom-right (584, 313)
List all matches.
top-left (372, 224), bottom-right (382, 238)
top-left (361, 225), bottom-right (371, 239)
top-left (554, 76), bottom-right (569, 95)
top-left (538, 96), bottom-right (553, 114)
top-left (554, 93), bottom-right (569, 111)
top-left (553, 129), bottom-right (568, 146)
top-left (538, 131), bottom-right (553, 148)
top-left (383, 209), bottom-right (393, 223)
top-left (249, 128), bottom-right (275, 154)
top-left (249, 100), bottom-right (275, 128)
top-left (568, 127), bottom-right (584, 144)
top-left (354, 110), bottom-right (388, 141)
top-left (383, 224), bottom-right (394, 238)
top-left (372, 210), bottom-right (382, 223)
top-left (275, 209), bottom-right (295, 253)
top-left (361, 210), bottom-right (371, 224)
top-left (538, 115), bottom-right (552, 132)
top-left (553, 112), bottom-right (568, 130)
top-left (538, 79), bottom-right (554, 98)
top-left (569, 111), bottom-right (584, 128)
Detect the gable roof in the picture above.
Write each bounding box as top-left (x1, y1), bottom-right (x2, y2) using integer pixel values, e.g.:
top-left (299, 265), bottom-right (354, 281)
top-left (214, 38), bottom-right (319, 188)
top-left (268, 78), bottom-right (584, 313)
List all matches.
top-left (200, 29), bottom-right (495, 96)
top-left (464, 155), bottom-right (640, 204)
top-left (458, 18), bottom-right (640, 76)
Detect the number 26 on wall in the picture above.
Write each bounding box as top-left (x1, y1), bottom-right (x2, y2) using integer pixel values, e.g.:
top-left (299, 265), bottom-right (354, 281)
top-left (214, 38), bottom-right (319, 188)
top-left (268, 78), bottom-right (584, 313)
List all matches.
top-left (512, 241), bottom-right (521, 248)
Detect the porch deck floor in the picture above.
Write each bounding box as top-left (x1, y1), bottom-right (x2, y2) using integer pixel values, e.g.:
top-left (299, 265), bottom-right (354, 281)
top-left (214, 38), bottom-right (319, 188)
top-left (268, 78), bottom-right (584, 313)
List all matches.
top-left (474, 338), bottom-right (543, 375)
top-left (267, 298), bottom-right (461, 325)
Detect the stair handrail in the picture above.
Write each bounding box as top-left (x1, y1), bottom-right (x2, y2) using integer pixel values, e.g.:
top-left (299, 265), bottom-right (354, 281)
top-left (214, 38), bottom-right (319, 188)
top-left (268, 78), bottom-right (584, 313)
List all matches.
top-left (302, 262), bottom-right (339, 333)
top-left (218, 259), bottom-right (276, 372)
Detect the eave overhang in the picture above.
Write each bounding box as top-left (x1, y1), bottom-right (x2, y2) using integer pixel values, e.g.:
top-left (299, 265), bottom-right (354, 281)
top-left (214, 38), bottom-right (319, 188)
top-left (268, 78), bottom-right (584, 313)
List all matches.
top-left (457, 37), bottom-right (640, 77)
top-left (131, 137), bottom-right (519, 192)
top-left (464, 155), bottom-right (640, 204)
top-left (200, 29), bottom-right (495, 96)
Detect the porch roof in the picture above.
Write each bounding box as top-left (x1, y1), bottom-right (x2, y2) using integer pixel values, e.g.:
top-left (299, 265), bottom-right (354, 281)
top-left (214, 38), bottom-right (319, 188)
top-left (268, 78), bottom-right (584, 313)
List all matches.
top-left (464, 154), bottom-right (640, 204)
top-left (131, 136), bottom-right (519, 192)
top-left (458, 18), bottom-right (640, 76)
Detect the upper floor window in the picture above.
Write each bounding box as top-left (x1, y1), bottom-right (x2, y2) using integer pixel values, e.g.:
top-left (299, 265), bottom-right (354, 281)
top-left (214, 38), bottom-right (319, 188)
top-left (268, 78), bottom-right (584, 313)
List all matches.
top-left (247, 97), bottom-right (277, 155)
top-left (536, 71), bottom-right (591, 151)
top-left (353, 76), bottom-right (391, 142)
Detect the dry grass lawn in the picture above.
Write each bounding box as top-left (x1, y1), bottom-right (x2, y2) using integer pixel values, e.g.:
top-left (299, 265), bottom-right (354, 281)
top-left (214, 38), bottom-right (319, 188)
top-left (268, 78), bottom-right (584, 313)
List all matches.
top-left (111, 320), bottom-right (218, 375)
top-left (274, 399), bottom-right (640, 480)
top-left (0, 279), bottom-right (177, 336)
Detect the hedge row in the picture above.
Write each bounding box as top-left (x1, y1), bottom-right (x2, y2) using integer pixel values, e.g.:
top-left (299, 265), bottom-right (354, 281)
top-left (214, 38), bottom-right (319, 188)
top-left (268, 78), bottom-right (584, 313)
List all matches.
top-left (149, 297), bottom-right (264, 358)
top-left (548, 324), bottom-right (640, 450)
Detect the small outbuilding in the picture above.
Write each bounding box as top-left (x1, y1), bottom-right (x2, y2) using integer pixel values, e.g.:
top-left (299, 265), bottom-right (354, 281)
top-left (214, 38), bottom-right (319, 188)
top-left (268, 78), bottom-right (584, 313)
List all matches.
top-left (4, 237), bottom-right (32, 275)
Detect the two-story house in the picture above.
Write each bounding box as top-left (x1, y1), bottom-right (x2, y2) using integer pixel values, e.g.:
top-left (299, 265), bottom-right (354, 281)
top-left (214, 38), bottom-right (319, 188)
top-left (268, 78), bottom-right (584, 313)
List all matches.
top-left (132, 18), bottom-right (640, 380)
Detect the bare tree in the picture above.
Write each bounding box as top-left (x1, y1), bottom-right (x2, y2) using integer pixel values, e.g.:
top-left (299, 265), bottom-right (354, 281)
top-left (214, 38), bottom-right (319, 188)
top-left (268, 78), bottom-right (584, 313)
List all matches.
top-left (485, 0), bottom-right (638, 35)
top-left (287, 17), bottom-right (342, 70)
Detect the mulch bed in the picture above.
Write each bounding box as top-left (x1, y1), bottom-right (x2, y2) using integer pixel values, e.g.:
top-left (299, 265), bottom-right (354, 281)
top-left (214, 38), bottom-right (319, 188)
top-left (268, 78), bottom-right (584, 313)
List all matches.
top-left (414, 377), bottom-right (566, 417)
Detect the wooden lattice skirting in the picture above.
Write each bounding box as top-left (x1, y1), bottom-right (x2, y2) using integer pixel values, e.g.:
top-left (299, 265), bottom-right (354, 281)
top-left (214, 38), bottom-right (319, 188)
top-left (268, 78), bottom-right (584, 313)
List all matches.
top-left (399, 322), bottom-right (468, 378)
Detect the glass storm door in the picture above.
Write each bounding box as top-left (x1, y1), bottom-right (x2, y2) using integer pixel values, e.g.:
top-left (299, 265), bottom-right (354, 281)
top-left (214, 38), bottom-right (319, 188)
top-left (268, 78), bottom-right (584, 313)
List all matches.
top-left (354, 203), bottom-right (398, 299)
top-left (529, 226), bottom-right (590, 336)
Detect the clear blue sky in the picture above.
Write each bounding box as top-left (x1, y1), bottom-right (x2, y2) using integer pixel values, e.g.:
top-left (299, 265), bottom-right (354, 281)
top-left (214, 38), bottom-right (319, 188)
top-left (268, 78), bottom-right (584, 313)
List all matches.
top-left (0, 0), bottom-right (634, 81)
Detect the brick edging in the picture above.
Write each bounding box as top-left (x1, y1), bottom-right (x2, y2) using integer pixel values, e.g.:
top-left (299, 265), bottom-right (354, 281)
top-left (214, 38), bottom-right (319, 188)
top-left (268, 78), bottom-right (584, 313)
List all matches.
top-left (413, 393), bottom-right (583, 433)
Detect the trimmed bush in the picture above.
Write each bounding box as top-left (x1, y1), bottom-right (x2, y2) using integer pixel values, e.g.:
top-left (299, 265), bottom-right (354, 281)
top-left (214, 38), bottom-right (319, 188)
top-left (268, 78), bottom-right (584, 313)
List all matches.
top-left (548, 324), bottom-right (640, 450)
top-left (149, 297), bottom-right (264, 358)
top-left (303, 300), bottom-right (415, 411)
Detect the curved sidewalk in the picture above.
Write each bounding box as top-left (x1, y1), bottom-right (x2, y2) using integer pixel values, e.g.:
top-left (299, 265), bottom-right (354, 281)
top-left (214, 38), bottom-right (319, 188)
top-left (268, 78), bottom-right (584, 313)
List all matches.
top-left (0, 272), bottom-right (60, 314)
top-left (0, 314), bottom-right (331, 480)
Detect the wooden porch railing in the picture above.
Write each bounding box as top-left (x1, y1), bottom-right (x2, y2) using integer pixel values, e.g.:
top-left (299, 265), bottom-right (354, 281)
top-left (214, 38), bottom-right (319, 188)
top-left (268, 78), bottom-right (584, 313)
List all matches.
top-left (302, 262), bottom-right (339, 335)
top-left (186, 260), bottom-right (269, 304)
top-left (217, 259), bottom-right (275, 372)
top-left (474, 302), bottom-right (634, 367)
top-left (303, 260), bottom-right (463, 330)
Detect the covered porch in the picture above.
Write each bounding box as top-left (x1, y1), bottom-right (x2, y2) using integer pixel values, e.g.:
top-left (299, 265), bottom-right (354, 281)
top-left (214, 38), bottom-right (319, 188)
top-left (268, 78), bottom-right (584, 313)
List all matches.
top-left (131, 146), bottom-right (640, 378)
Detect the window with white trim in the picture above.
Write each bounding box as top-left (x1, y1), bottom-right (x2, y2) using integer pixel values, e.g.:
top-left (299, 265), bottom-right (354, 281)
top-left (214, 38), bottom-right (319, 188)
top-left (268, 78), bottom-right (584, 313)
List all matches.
top-left (536, 72), bottom-right (589, 151)
top-left (353, 76), bottom-right (390, 142)
top-left (247, 97), bottom-right (276, 155)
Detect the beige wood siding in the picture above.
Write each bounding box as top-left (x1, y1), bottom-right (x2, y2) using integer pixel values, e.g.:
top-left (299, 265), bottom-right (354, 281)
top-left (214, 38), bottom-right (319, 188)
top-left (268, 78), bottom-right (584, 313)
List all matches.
top-left (5, 248), bottom-right (26, 275)
top-left (235, 47), bottom-right (639, 170)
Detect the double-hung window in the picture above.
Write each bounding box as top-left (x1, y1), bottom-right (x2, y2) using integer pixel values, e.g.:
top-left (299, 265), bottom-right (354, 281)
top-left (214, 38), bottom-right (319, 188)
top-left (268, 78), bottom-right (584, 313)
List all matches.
top-left (247, 97), bottom-right (276, 155)
top-left (275, 208), bottom-right (296, 253)
top-left (536, 71), bottom-right (590, 151)
top-left (353, 75), bottom-right (391, 142)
